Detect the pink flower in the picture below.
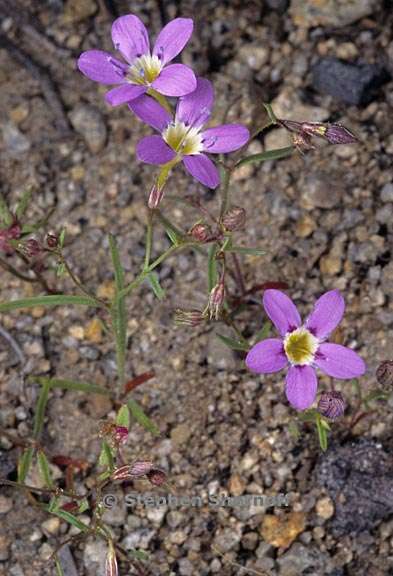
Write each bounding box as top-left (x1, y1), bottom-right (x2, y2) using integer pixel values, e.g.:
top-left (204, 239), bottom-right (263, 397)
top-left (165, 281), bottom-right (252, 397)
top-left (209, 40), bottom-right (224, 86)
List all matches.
top-left (78, 14), bottom-right (196, 106)
top-left (246, 289), bottom-right (366, 411)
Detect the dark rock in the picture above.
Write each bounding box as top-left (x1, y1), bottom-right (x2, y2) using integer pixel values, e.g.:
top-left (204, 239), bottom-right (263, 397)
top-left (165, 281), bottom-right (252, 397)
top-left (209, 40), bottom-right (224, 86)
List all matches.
top-left (316, 438), bottom-right (393, 535)
top-left (312, 58), bottom-right (389, 106)
top-left (266, 0), bottom-right (289, 11)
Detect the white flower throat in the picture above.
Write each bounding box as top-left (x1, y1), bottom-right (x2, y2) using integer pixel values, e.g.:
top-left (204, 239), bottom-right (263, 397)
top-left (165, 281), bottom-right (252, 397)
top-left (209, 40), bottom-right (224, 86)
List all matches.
top-left (127, 54), bottom-right (162, 85)
top-left (163, 121), bottom-right (203, 155)
top-left (283, 327), bottom-right (319, 365)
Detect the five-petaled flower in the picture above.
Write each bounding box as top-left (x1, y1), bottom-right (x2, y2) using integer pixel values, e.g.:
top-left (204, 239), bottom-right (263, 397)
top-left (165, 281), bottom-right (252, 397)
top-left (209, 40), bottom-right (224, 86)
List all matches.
top-left (132, 77), bottom-right (250, 188)
top-left (78, 14), bottom-right (196, 106)
top-left (246, 289), bottom-right (366, 411)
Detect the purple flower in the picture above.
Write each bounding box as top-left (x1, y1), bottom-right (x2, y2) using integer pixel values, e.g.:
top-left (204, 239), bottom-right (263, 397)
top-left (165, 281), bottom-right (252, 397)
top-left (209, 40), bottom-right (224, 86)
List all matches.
top-left (77, 15), bottom-right (196, 106)
top-left (131, 78), bottom-right (250, 188)
top-left (246, 289), bottom-right (366, 411)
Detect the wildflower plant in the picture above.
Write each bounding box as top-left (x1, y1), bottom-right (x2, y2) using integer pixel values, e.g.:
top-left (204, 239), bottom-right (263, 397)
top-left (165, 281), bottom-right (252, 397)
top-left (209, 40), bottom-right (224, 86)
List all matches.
top-left (0, 10), bottom-right (389, 576)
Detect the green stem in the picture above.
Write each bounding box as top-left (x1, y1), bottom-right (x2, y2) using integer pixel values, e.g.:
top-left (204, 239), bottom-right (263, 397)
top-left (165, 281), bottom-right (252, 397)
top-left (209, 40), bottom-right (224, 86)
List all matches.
top-left (219, 168), bottom-right (232, 219)
top-left (144, 210), bottom-right (154, 270)
top-left (147, 89), bottom-right (172, 114)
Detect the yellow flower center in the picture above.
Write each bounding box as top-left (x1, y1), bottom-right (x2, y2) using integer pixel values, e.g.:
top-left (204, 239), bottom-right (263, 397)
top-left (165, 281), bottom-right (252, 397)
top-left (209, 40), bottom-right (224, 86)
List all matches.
top-left (127, 54), bottom-right (162, 85)
top-left (284, 327), bottom-right (319, 365)
top-left (162, 121), bottom-right (203, 155)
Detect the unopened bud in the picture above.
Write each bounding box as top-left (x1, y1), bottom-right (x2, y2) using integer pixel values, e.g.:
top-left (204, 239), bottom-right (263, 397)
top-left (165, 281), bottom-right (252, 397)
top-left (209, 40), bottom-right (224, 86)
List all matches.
top-left (189, 222), bottom-right (212, 243)
top-left (113, 426), bottom-right (128, 445)
top-left (128, 460), bottom-right (154, 477)
top-left (292, 132), bottom-right (314, 153)
top-left (23, 239), bottom-right (41, 257)
top-left (111, 465), bottom-right (133, 481)
top-left (174, 308), bottom-right (205, 327)
top-left (376, 361), bottom-right (393, 391)
top-left (105, 541), bottom-right (118, 576)
top-left (280, 119), bottom-right (357, 146)
top-left (147, 467), bottom-right (167, 486)
top-left (0, 223), bottom-right (21, 254)
top-left (325, 124), bottom-right (357, 145)
top-left (207, 280), bottom-right (225, 320)
top-left (46, 233), bottom-right (58, 248)
top-left (222, 206), bottom-right (246, 231)
top-left (318, 391), bottom-right (346, 420)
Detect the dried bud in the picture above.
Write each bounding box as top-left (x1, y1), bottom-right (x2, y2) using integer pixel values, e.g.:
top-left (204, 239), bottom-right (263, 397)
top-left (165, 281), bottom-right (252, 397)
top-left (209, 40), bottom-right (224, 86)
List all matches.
top-left (105, 541), bottom-right (118, 576)
top-left (376, 361), bottom-right (393, 391)
top-left (318, 391), bottom-right (346, 420)
top-left (111, 465), bottom-right (134, 481)
top-left (280, 119), bottom-right (357, 146)
top-left (46, 233), bottom-right (58, 248)
top-left (148, 184), bottom-right (165, 209)
top-left (189, 222), bottom-right (212, 243)
top-left (147, 467), bottom-right (167, 486)
top-left (292, 132), bottom-right (314, 153)
top-left (128, 460), bottom-right (154, 477)
top-left (222, 206), bottom-right (246, 231)
top-left (25, 239), bottom-right (42, 257)
top-left (174, 308), bottom-right (205, 327)
top-left (113, 426), bottom-right (128, 445)
top-left (207, 280), bottom-right (225, 320)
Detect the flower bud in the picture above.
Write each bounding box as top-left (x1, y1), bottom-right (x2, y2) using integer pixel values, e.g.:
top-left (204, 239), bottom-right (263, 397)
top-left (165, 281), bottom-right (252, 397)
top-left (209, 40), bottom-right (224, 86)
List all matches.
top-left (325, 124), bottom-right (357, 145)
top-left (189, 222), bottom-right (212, 243)
top-left (23, 239), bottom-right (41, 257)
top-left (174, 308), bottom-right (205, 327)
top-left (147, 467), bottom-right (167, 486)
top-left (111, 465), bottom-right (134, 481)
top-left (113, 426), bottom-right (128, 445)
top-left (376, 361), bottom-right (393, 391)
top-left (0, 223), bottom-right (21, 254)
top-left (222, 206), bottom-right (246, 231)
top-left (148, 184), bottom-right (165, 209)
top-left (105, 541), bottom-right (118, 576)
top-left (46, 233), bottom-right (58, 248)
top-left (292, 132), bottom-right (314, 153)
top-left (128, 460), bottom-right (154, 477)
top-left (318, 391), bottom-right (346, 420)
top-left (207, 280), bottom-right (225, 320)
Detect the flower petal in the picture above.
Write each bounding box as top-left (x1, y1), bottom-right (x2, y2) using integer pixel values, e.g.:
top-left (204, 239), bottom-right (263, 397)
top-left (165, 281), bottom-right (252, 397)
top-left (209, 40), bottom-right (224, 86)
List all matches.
top-left (136, 135), bottom-right (176, 165)
top-left (176, 77), bottom-right (214, 128)
top-left (128, 95), bottom-right (172, 132)
top-left (152, 64), bottom-right (196, 97)
top-left (153, 18), bottom-right (193, 65)
top-left (77, 50), bottom-right (127, 84)
top-left (315, 343), bottom-right (366, 379)
top-left (111, 14), bottom-right (150, 63)
top-left (246, 338), bottom-right (287, 374)
top-left (286, 365), bottom-right (318, 411)
top-left (105, 84), bottom-right (146, 106)
top-left (182, 153), bottom-right (220, 188)
top-left (305, 289), bottom-right (345, 339)
top-left (263, 290), bottom-right (301, 337)
top-left (201, 124), bottom-right (250, 153)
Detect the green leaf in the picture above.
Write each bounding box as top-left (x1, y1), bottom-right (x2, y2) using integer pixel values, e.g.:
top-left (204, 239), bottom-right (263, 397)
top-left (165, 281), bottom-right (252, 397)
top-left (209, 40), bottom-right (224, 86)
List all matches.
top-left (28, 376), bottom-right (110, 396)
top-left (50, 509), bottom-right (91, 533)
top-left (16, 188), bottom-right (32, 220)
top-left (216, 333), bottom-right (250, 352)
top-left (146, 271), bottom-right (165, 300)
top-left (128, 399), bottom-right (159, 436)
top-left (116, 404), bottom-right (130, 429)
top-left (37, 450), bottom-right (53, 488)
top-left (207, 243), bottom-right (218, 292)
top-left (33, 378), bottom-right (51, 439)
top-left (109, 234), bottom-right (127, 385)
top-left (288, 420), bottom-right (301, 440)
top-left (316, 414), bottom-right (328, 452)
top-left (78, 498), bottom-right (89, 513)
top-left (17, 447), bottom-right (34, 483)
top-left (235, 146), bottom-right (294, 168)
top-left (253, 322), bottom-right (271, 343)
top-left (298, 408), bottom-right (318, 423)
top-left (55, 556), bottom-right (65, 576)
top-left (130, 549), bottom-right (149, 561)
top-left (56, 263), bottom-right (66, 277)
top-left (226, 246), bottom-right (266, 256)
top-left (0, 192), bottom-right (13, 227)
top-left (0, 294), bottom-right (102, 314)
top-left (58, 228), bottom-right (66, 248)
top-left (99, 441), bottom-right (115, 472)
top-left (263, 102), bottom-right (278, 124)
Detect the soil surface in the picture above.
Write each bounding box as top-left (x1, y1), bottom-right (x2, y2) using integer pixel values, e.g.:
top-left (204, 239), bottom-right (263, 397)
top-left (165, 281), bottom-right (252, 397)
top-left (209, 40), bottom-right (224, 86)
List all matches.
top-left (0, 1), bottom-right (393, 575)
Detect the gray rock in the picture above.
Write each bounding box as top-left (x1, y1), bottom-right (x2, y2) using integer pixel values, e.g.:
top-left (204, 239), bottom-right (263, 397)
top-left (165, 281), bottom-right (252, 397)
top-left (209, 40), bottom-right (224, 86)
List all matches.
top-left (312, 58), bottom-right (389, 106)
top-left (300, 171), bottom-right (342, 209)
top-left (278, 543), bottom-right (333, 575)
top-left (316, 438), bottom-right (393, 535)
top-left (69, 104), bottom-right (107, 153)
top-left (2, 122), bottom-right (31, 155)
top-left (381, 183), bottom-right (393, 203)
top-left (290, 0), bottom-right (381, 28)
top-left (382, 262), bottom-right (393, 296)
top-left (178, 558), bottom-right (194, 576)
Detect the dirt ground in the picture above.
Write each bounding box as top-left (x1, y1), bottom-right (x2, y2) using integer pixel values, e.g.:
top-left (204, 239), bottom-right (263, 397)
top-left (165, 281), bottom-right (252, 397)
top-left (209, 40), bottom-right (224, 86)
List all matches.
top-left (0, 0), bottom-right (393, 575)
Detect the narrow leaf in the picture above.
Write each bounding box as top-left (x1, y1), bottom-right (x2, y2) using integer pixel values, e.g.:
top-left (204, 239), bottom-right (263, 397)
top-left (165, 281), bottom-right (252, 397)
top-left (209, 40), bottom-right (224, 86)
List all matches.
top-left (33, 379), bottom-right (51, 439)
top-left (227, 246), bottom-right (266, 256)
top-left (99, 441), bottom-right (115, 472)
top-left (37, 450), bottom-right (54, 488)
top-left (116, 404), bottom-right (130, 429)
top-left (207, 243), bottom-right (218, 292)
top-left (263, 102), bottom-right (278, 124)
top-left (50, 509), bottom-right (91, 533)
top-left (55, 556), bottom-right (65, 576)
top-left (216, 333), bottom-right (250, 352)
top-left (16, 188), bottom-right (32, 220)
top-left (128, 399), bottom-right (160, 436)
top-left (253, 322), bottom-right (271, 343)
top-left (0, 295), bottom-right (102, 313)
top-left (0, 192), bottom-right (13, 227)
top-left (146, 271), bottom-right (165, 300)
top-left (316, 415), bottom-right (328, 452)
top-left (17, 447), bottom-right (34, 483)
top-left (29, 376), bottom-right (110, 396)
top-left (236, 146), bottom-right (294, 168)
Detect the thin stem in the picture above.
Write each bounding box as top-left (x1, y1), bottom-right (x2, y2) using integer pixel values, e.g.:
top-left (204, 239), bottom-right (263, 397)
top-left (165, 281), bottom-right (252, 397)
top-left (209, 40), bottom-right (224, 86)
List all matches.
top-left (231, 253), bottom-right (246, 296)
top-left (219, 167), bottom-right (232, 219)
top-left (144, 210), bottom-right (154, 270)
top-left (57, 251), bottom-right (108, 308)
top-left (0, 255), bottom-right (38, 283)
